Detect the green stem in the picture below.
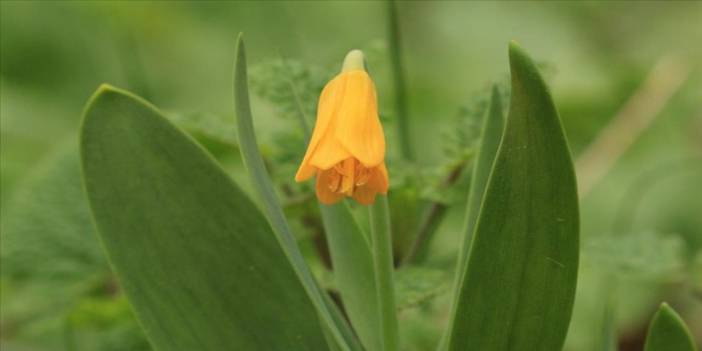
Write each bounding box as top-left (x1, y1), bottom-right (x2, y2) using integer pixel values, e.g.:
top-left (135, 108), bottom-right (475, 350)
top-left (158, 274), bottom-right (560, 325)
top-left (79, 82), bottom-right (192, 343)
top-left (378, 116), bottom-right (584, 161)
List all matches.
top-left (369, 196), bottom-right (399, 351)
top-left (600, 277), bottom-right (619, 351)
top-left (62, 316), bottom-right (77, 351)
top-left (387, 0), bottom-right (413, 161)
top-left (402, 161), bottom-right (466, 265)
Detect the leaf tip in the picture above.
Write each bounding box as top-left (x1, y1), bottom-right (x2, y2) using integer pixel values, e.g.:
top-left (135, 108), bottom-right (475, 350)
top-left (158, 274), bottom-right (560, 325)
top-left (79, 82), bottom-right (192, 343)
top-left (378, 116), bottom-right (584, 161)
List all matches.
top-left (87, 84), bottom-right (130, 108)
top-left (655, 302), bottom-right (680, 321)
top-left (507, 40), bottom-right (536, 73)
top-left (235, 32), bottom-right (245, 49)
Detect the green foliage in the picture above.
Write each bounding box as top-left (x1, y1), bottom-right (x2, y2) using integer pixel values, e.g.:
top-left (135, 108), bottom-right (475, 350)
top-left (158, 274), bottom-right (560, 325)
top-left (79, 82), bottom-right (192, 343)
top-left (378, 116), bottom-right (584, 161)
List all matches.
top-left (3, 3), bottom-right (701, 350)
top-left (644, 303), bottom-right (697, 351)
top-left (1, 143), bottom-right (105, 282)
top-left (167, 111), bottom-right (238, 147)
top-left (457, 85), bottom-right (505, 271)
top-left (249, 58), bottom-right (331, 128)
top-left (0, 142), bottom-right (150, 350)
top-left (447, 43), bottom-right (579, 351)
top-left (395, 267), bottom-right (451, 312)
top-left (443, 80), bottom-right (509, 164)
top-left (583, 231), bottom-right (686, 281)
top-left (81, 85), bottom-right (329, 350)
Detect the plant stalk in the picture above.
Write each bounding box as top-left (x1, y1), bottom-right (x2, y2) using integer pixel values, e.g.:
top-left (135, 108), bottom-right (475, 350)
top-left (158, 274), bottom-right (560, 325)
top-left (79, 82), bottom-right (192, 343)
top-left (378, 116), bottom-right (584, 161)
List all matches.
top-left (387, 0), bottom-right (414, 161)
top-left (370, 196), bottom-right (399, 351)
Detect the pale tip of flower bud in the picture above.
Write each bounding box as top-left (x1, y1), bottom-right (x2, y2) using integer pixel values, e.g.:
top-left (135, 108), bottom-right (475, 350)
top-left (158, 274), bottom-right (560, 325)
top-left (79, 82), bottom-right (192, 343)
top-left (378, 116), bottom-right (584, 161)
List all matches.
top-left (342, 49), bottom-right (366, 72)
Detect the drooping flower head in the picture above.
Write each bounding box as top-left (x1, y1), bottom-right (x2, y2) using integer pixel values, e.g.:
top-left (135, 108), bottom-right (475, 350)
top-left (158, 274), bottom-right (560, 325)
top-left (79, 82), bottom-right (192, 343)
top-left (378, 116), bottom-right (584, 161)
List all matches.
top-left (295, 50), bottom-right (388, 205)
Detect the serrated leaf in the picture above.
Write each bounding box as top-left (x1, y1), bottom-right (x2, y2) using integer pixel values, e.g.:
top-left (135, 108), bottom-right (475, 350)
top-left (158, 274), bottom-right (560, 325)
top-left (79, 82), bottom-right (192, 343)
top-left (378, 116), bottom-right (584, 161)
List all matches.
top-left (447, 42), bottom-right (579, 351)
top-left (81, 85), bottom-right (328, 350)
top-left (644, 303), bottom-right (697, 351)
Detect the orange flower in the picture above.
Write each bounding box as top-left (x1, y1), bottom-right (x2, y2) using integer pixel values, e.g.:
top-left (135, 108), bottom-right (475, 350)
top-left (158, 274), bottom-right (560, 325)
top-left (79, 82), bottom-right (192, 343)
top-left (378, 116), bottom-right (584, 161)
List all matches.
top-left (295, 50), bottom-right (388, 205)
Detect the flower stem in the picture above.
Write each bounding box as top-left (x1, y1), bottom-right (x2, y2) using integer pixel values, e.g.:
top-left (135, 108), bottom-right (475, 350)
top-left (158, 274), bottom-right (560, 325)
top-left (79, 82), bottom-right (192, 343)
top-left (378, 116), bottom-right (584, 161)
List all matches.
top-left (369, 196), bottom-right (399, 351)
top-left (387, 0), bottom-right (414, 161)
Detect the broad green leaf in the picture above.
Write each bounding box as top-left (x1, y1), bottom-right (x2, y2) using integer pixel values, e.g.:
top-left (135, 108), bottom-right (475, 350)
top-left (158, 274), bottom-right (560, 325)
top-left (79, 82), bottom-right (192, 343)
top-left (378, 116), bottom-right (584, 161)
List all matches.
top-left (447, 42), bottom-right (579, 351)
top-left (81, 85), bottom-right (328, 350)
top-left (644, 303), bottom-right (697, 351)
top-left (232, 34), bottom-right (357, 351)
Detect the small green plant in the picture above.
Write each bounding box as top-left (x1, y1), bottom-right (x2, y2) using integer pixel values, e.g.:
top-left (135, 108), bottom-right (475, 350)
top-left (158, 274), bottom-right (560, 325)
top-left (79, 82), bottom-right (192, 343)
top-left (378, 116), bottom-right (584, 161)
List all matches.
top-left (75, 33), bottom-right (698, 351)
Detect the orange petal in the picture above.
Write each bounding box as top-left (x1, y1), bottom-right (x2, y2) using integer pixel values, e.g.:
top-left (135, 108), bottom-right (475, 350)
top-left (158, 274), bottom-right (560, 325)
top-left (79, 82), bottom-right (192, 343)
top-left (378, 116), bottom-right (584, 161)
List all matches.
top-left (307, 132), bottom-right (351, 170)
top-left (369, 163), bottom-right (389, 193)
top-left (315, 169), bottom-right (344, 205)
top-left (306, 73), bottom-right (354, 171)
top-left (352, 184), bottom-right (377, 205)
top-left (351, 163), bottom-right (388, 205)
top-left (295, 75), bottom-right (345, 181)
top-left (339, 158), bottom-right (355, 195)
top-left (334, 71), bottom-right (385, 168)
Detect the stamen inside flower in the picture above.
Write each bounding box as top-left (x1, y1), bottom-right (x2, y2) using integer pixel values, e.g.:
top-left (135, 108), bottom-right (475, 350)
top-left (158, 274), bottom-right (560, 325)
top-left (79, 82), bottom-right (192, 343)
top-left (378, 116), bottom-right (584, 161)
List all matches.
top-left (325, 158), bottom-right (371, 196)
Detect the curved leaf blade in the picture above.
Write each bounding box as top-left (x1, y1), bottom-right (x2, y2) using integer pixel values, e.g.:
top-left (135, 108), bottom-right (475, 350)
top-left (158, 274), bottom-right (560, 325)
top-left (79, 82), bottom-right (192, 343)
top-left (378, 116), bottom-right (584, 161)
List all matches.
top-left (81, 85), bottom-right (328, 350)
top-left (368, 196), bottom-right (400, 351)
top-left (233, 34), bottom-right (358, 351)
top-left (448, 42), bottom-right (579, 351)
top-left (457, 85), bottom-right (505, 278)
top-left (644, 303), bottom-right (697, 351)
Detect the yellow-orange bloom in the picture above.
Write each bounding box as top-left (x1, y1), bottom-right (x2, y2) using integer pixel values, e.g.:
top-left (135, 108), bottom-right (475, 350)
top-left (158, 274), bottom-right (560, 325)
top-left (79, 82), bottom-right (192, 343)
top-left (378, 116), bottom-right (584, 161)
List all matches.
top-left (295, 50), bottom-right (388, 205)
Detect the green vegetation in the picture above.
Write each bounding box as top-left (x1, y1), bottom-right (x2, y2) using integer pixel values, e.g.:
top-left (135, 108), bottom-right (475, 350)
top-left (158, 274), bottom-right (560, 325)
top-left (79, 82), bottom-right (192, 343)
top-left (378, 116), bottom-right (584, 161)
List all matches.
top-left (2, 2), bottom-right (700, 350)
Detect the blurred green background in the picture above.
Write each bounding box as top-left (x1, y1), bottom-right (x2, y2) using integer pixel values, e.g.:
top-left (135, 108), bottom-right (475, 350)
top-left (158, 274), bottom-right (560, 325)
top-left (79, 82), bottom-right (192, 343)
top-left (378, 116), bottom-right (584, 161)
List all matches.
top-left (1, 1), bottom-right (701, 350)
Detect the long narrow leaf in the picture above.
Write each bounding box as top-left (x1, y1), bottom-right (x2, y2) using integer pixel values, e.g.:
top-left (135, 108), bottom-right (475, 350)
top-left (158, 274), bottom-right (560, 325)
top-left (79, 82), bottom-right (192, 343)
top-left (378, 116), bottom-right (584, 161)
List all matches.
top-left (81, 85), bottom-right (328, 350)
top-left (232, 34), bottom-right (357, 351)
top-left (457, 85), bottom-right (505, 278)
top-left (440, 86), bottom-right (505, 351)
top-left (319, 204), bottom-right (383, 351)
top-left (447, 42), bottom-right (579, 351)
top-left (369, 196), bottom-right (399, 351)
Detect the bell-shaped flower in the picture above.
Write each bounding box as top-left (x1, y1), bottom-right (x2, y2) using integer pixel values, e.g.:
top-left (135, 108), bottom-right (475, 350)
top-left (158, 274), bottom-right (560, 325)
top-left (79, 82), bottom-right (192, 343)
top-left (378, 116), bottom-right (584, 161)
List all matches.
top-left (295, 50), bottom-right (388, 205)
